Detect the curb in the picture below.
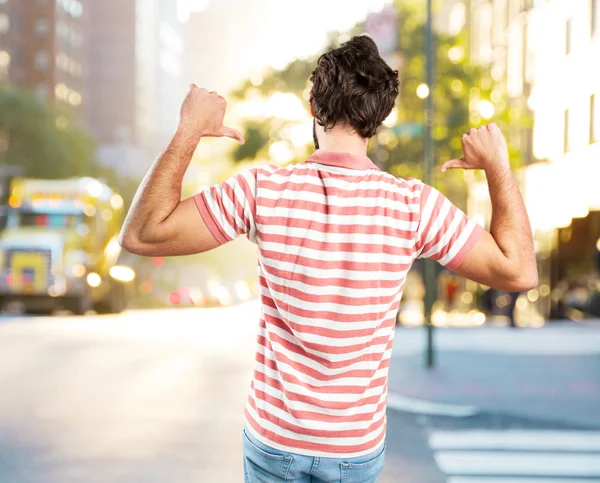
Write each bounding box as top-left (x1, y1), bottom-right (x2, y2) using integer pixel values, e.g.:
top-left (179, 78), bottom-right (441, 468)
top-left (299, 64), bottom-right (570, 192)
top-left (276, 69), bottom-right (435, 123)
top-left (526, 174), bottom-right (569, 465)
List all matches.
top-left (387, 392), bottom-right (479, 418)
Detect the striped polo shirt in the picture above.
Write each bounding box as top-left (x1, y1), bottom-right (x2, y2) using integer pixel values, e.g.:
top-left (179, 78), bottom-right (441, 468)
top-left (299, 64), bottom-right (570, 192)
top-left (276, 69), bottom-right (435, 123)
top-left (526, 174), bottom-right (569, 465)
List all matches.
top-left (194, 149), bottom-right (483, 458)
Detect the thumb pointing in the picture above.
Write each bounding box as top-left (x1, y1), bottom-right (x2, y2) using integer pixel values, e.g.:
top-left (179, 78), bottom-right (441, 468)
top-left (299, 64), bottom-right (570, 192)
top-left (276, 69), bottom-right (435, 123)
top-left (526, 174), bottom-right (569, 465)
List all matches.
top-left (220, 126), bottom-right (245, 144)
top-left (441, 158), bottom-right (466, 172)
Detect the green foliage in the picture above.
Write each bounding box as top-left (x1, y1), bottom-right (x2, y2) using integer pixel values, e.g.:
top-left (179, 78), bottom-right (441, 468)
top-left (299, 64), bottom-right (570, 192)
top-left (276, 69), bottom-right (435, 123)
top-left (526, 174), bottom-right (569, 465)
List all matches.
top-left (233, 121), bottom-right (271, 162)
top-left (0, 85), bottom-right (95, 178)
top-left (379, 0), bottom-right (530, 200)
top-left (0, 85), bottom-right (140, 207)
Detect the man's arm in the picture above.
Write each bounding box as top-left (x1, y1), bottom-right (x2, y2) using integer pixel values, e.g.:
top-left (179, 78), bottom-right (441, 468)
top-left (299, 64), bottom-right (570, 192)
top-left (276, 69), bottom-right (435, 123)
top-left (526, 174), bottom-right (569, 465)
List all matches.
top-left (441, 123), bottom-right (537, 292)
top-left (119, 85), bottom-right (244, 256)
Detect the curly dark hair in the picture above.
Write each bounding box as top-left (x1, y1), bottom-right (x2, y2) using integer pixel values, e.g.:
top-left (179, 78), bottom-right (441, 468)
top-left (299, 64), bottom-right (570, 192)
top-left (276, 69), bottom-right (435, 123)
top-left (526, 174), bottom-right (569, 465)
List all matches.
top-left (310, 35), bottom-right (399, 139)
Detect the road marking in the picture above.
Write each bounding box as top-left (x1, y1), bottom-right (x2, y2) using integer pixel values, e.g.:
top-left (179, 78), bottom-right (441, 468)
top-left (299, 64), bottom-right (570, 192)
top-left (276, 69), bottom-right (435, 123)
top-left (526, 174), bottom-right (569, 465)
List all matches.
top-left (429, 430), bottom-right (600, 452)
top-left (448, 478), bottom-right (594, 483)
top-left (429, 429), bottom-right (600, 481)
top-left (435, 452), bottom-right (600, 477)
top-left (387, 393), bottom-right (479, 418)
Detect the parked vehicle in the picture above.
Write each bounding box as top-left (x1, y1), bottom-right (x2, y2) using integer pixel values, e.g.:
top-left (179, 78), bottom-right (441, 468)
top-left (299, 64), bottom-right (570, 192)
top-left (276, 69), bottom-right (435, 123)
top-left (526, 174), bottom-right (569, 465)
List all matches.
top-left (0, 177), bottom-right (134, 314)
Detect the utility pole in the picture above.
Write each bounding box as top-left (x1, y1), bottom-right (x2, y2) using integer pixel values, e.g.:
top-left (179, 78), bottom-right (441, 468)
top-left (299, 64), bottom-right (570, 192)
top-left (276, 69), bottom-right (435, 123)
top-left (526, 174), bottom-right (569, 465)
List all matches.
top-left (423, 0), bottom-right (436, 369)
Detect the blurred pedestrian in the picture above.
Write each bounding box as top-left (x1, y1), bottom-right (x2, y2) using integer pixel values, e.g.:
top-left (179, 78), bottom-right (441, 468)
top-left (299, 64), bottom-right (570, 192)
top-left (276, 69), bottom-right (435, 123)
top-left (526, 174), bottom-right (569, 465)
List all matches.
top-left (595, 237), bottom-right (600, 274)
top-left (119, 36), bottom-right (537, 482)
top-left (507, 291), bottom-right (520, 328)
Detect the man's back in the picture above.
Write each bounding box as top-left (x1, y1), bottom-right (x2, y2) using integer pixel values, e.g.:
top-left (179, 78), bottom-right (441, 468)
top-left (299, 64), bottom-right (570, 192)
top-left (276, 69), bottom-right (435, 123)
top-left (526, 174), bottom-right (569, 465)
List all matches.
top-left (195, 149), bottom-right (482, 457)
top-left (120, 35), bottom-right (536, 482)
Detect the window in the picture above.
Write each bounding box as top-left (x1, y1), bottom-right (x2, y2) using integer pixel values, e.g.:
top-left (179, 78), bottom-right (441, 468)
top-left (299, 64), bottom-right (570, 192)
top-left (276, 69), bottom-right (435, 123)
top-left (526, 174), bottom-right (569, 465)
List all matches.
top-left (15, 213), bottom-right (83, 229)
top-left (0, 50), bottom-right (9, 68)
top-left (0, 13), bottom-right (9, 35)
top-left (70, 1), bottom-right (83, 18)
top-left (60, 0), bottom-right (83, 18)
top-left (69, 62), bottom-right (82, 77)
top-left (564, 109), bottom-right (570, 153)
top-left (592, 0), bottom-right (598, 37)
top-left (57, 21), bottom-right (68, 39)
top-left (35, 18), bottom-right (50, 38)
top-left (566, 19), bottom-right (572, 55)
top-left (0, 50), bottom-right (9, 80)
top-left (69, 31), bottom-right (82, 47)
top-left (34, 51), bottom-right (50, 71)
top-left (68, 91), bottom-right (81, 106)
top-left (478, 2), bottom-right (493, 63)
top-left (36, 83), bottom-right (49, 100)
top-left (492, 0), bottom-right (506, 45)
top-left (522, 21), bottom-right (528, 87)
top-left (55, 82), bottom-right (68, 100)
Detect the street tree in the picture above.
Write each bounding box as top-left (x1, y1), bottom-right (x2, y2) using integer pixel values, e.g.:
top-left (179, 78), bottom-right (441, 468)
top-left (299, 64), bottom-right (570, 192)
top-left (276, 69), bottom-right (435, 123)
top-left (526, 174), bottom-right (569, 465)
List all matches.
top-left (0, 85), bottom-right (95, 179)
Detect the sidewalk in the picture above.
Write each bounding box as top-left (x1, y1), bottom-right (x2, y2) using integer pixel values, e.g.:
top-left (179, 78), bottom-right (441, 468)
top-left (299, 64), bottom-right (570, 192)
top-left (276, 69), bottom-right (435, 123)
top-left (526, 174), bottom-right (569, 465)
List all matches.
top-left (388, 324), bottom-right (600, 428)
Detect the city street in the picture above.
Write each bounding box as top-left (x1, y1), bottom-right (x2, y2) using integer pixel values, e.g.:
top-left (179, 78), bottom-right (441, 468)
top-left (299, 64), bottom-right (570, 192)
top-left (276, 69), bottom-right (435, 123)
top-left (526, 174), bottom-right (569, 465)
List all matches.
top-left (0, 302), bottom-right (599, 483)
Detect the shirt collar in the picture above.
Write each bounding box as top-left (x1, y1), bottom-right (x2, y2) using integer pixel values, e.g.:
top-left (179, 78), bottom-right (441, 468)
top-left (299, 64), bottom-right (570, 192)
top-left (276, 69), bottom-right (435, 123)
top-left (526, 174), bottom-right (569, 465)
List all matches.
top-left (306, 149), bottom-right (379, 171)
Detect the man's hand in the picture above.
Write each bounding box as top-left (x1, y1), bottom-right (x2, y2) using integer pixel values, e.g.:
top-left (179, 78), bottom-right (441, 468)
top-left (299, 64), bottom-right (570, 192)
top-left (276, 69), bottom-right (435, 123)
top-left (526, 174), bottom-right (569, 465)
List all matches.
top-left (437, 122), bottom-right (537, 292)
top-left (440, 123), bottom-right (508, 173)
top-left (178, 84), bottom-right (244, 144)
top-left (120, 85), bottom-right (244, 257)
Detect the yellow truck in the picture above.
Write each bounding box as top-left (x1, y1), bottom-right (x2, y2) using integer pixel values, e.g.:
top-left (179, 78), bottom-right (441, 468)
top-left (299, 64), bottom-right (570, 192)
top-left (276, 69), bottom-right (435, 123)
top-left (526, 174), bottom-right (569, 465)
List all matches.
top-left (0, 177), bottom-right (134, 314)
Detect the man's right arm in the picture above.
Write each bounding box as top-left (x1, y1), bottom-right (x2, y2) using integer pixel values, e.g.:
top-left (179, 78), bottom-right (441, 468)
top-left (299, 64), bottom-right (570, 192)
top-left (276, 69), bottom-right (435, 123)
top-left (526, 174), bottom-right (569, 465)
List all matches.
top-left (440, 123), bottom-right (537, 292)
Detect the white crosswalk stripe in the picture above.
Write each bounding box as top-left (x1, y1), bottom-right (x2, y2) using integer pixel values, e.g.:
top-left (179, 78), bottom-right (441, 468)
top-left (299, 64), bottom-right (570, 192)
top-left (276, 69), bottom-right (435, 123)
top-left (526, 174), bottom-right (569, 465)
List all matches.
top-left (429, 430), bottom-right (600, 482)
top-left (447, 479), bottom-right (597, 483)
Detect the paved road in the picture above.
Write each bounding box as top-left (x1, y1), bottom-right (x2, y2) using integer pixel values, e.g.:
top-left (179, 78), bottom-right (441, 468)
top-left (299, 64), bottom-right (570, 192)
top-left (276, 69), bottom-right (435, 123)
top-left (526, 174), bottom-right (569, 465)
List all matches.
top-left (0, 303), bottom-right (598, 483)
top-left (0, 304), bottom-right (258, 483)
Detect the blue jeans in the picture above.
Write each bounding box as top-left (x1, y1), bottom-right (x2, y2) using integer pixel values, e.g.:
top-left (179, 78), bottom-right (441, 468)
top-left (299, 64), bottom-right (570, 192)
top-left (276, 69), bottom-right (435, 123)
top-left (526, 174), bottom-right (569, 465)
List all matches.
top-left (242, 427), bottom-right (386, 482)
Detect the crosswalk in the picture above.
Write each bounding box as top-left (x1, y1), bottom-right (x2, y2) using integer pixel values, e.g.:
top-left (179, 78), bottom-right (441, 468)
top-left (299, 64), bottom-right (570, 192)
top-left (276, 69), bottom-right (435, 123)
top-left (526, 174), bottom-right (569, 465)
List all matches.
top-left (429, 430), bottom-right (600, 482)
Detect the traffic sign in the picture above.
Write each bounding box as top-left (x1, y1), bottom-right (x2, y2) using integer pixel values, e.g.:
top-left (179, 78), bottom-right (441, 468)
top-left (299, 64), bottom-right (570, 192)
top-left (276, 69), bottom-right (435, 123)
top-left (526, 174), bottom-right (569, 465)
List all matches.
top-left (392, 122), bottom-right (425, 138)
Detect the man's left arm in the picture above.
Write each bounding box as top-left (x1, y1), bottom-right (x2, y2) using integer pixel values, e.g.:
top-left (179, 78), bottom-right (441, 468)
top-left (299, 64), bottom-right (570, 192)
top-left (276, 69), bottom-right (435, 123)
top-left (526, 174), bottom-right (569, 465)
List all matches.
top-left (119, 85), bottom-right (244, 257)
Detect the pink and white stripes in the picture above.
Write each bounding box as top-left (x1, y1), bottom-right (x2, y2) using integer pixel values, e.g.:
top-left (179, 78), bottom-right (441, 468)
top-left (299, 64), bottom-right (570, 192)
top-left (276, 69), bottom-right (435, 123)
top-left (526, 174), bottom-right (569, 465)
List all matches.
top-left (194, 150), bottom-right (483, 457)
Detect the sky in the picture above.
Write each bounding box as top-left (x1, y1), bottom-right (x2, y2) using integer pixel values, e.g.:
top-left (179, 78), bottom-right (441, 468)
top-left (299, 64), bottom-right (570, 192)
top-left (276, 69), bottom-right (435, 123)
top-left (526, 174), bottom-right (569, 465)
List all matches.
top-left (180, 0), bottom-right (392, 81)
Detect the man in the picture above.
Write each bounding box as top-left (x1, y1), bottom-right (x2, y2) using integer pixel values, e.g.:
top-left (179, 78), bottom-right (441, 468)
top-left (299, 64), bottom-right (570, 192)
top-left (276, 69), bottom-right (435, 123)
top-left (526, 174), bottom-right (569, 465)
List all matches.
top-left (120, 36), bottom-right (537, 483)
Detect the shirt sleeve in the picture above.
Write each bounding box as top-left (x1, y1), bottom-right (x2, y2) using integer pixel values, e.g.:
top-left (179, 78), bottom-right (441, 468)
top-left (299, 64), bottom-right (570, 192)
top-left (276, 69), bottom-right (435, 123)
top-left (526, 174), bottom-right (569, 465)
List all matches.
top-left (193, 168), bottom-right (258, 245)
top-left (414, 183), bottom-right (484, 270)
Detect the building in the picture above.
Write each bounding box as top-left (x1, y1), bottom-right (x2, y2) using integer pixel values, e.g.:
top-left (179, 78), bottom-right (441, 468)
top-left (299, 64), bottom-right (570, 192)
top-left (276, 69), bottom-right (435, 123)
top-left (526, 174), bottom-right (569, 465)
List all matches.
top-left (83, 0), bottom-right (147, 179)
top-left (184, 10), bottom-right (232, 92)
top-left (84, 0), bottom-right (185, 178)
top-left (84, 0), bottom-right (137, 145)
top-left (136, 0), bottom-right (185, 152)
top-left (468, 0), bottom-right (536, 165)
top-left (468, 0), bottom-right (600, 319)
top-left (0, 0), bottom-right (85, 116)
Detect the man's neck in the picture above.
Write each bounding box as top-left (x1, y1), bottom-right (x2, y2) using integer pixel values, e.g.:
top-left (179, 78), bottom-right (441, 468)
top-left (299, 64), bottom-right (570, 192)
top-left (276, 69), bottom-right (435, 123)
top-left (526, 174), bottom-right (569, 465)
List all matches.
top-left (316, 124), bottom-right (369, 157)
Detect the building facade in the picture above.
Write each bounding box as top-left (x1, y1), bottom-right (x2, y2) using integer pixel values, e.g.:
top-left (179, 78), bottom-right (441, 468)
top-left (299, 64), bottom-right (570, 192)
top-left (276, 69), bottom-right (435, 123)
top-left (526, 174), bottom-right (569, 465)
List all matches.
top-left (136, 0), bottom-right (185, 152)
top-left (84, 0), bottom-right (185, 178)
top-left (84, 0), bottom-right (136, 145)
top-left (0, 0), bottom-right (85, 116)
top-left (184, 9), bottom-right (232, 93)
top-left (468, 0), bottom-right (600, 319)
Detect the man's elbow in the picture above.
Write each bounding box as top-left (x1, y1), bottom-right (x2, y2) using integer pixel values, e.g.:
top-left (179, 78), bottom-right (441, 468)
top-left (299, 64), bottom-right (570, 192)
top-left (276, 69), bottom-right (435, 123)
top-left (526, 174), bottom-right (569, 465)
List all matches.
top-left (119, 229), bottom-right (148, 256)
top-left (510, 267), bottom-right (538, 292)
